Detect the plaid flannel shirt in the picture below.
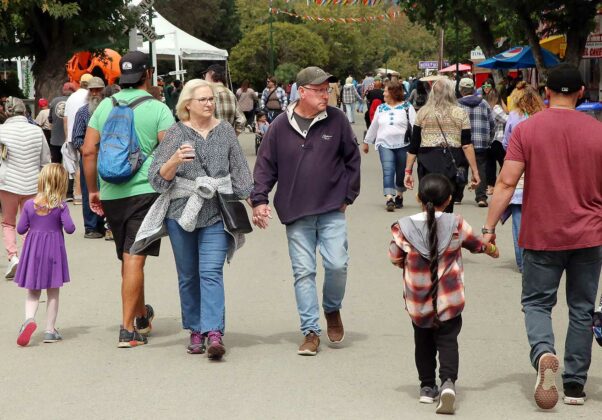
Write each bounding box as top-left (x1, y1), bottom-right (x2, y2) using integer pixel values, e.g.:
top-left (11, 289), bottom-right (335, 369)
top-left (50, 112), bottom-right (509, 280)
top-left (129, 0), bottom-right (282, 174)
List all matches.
top-left (260, 87), bottom-right (288, 111)
top-left (214, 83), bottom-right (246, 135)
top-left (389, 214), bottom-right (486, 328)
top-left (459, 96), bottom-right (495, 149)
top-left (71, 104), bottom-right (90, 150)
top-left (341, 84), bottom-right (361, 104)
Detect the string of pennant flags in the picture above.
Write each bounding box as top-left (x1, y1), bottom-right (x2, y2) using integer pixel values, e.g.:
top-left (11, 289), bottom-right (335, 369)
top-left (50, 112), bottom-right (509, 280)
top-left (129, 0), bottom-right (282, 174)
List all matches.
top-left (270, 7), bottom-right (401, 23)
top-left (283, 0), bottom-right (390, 5)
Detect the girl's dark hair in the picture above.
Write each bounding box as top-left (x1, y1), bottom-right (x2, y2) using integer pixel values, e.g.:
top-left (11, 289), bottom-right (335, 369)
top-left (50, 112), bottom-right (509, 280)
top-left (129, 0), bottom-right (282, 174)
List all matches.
top-left (417, 174), bottom-right (453, 322)
top-left (241, 79), bottom-right (250, 91)
top-left (416, 81), bottom-right (428, 95)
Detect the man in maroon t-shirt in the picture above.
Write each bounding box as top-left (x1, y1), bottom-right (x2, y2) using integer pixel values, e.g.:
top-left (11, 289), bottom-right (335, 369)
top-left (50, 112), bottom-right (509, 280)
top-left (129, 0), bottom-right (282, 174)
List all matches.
top-left (483, 64), bottom-right (602, 409)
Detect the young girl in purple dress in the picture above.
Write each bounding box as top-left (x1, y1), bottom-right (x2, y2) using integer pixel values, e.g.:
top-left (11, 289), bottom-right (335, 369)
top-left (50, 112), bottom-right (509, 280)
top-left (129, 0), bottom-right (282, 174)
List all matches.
top-left (15, 164), bottom-right (75, 346)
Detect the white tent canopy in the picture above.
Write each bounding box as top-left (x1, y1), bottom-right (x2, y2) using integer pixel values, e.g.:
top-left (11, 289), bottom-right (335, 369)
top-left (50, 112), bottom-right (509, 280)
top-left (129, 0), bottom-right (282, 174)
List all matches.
top-left (139, 12), bottom-right (228, 61)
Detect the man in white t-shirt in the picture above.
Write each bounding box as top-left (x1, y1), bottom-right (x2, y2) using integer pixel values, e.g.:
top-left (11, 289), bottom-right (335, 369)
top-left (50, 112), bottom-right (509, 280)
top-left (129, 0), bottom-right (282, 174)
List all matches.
top-left (63, 73), bottom-right (92, 204)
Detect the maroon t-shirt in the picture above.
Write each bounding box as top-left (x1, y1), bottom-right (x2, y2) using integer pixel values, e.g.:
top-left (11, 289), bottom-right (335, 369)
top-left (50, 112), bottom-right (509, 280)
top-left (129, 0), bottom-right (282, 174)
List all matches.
top-left (505, 108), bottom-right (602, 251)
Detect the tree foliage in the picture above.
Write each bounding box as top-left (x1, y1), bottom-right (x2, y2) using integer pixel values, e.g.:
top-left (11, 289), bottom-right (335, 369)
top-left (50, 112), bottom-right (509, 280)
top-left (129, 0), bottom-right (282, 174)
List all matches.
top-left (154, 0), bottom-right (241, 51)
top-left (229, 22), bottom-right (328, 89)
top-left (0, 0), bottom-right (136, 101)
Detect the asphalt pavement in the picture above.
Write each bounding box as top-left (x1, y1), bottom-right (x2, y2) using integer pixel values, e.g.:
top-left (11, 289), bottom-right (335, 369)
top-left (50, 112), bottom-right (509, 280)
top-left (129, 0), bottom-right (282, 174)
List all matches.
top-left (0, 114), bottom-right (600, 419)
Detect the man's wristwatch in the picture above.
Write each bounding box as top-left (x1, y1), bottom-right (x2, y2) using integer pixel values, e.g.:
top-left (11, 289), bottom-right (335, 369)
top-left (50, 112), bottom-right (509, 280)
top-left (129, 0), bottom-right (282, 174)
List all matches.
top-left (481, 227), bottom-right (496, 235)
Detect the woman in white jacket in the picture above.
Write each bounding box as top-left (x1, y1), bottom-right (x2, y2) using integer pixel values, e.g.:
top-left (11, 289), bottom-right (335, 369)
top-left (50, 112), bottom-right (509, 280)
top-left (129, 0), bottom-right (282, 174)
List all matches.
top-left (0, 97), bottom-right (51, 278)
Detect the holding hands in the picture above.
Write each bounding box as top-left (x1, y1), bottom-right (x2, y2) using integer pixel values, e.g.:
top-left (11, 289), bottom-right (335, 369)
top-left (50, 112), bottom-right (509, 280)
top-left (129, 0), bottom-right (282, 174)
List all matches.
top-left (252, 204), bottom-right (272, 229)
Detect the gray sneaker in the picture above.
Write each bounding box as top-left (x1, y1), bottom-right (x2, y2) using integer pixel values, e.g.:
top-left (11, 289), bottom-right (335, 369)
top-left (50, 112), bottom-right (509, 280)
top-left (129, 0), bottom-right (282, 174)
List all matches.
top-left (43, 330), bottom-right (62, 343)
top-left (419, 385), bottom-right (439, 404)
top-left (436, 379), bottom-right (456, 414)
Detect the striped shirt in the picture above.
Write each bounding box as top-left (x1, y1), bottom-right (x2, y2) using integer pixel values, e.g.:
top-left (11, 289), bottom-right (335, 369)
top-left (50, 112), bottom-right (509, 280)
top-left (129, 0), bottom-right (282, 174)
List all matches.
top-left (389, 213), bottom-right (486, 328)
top-left (71, 104), bottom-right (90, 150)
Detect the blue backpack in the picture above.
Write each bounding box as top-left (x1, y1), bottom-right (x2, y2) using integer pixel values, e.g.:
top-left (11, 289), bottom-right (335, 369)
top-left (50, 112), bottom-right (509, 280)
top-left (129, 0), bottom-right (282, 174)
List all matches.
top-left (98, 96), bottom-right (154, 184)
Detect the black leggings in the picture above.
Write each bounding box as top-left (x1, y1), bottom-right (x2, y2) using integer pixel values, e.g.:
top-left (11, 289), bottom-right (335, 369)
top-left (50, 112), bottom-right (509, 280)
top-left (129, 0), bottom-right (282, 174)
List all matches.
top-left (413, 315), bottom-right (462, 387)
top-left (486, 142), bottom-right (506, 186)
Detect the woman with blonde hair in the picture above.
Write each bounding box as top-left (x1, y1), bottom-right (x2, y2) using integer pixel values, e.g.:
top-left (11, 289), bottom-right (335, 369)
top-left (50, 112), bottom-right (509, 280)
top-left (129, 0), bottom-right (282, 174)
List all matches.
top-left (403, 79), bottom-right (480, 213)
top-left (139, 79), bottom-right (253, 360)
top-left (502, 81), bottom-right (545, 272)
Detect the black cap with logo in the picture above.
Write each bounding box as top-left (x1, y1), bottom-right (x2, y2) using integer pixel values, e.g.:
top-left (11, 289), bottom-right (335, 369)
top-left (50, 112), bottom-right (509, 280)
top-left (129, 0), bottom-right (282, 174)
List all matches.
top-left (546, 63), bottom-right (584, 94)
top-left (119, 51), bottom-right (149, 84)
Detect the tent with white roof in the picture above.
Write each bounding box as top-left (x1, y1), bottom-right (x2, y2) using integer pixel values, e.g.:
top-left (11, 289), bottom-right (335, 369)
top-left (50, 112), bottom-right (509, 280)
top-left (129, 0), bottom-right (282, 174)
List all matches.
top-left (138, 12), bottom-right (228, 62)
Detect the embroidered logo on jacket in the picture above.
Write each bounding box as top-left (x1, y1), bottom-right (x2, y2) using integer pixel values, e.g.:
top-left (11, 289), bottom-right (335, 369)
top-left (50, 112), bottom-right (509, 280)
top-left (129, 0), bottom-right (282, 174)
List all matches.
top-left (321, 134), bottom-right (333, 141)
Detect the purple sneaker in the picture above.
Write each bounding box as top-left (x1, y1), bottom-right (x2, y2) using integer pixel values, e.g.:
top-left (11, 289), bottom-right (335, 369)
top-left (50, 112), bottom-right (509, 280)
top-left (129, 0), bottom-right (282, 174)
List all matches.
top-left (207, 331), bottom-right (225, 360)
top-left (187, 331), bottom-right (206, 354)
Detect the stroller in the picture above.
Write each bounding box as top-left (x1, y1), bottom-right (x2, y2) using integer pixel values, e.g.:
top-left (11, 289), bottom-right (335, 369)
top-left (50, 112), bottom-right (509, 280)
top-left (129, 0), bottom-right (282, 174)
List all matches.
top-left (254, 132), bottom-right (263, 155)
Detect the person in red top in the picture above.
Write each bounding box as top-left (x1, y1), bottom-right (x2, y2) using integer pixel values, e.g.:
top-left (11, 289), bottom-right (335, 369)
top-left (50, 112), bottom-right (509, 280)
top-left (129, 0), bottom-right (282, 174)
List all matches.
top-left (484, 64), bottom-right (602, 409)
top-left (390, 174), bottom-right (497, 414)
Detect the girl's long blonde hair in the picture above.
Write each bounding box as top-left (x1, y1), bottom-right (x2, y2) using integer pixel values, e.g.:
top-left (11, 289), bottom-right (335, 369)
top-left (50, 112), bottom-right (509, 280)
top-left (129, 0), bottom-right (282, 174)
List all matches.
top-left (511, 81), bottom-right (545, 116)
top-left (34, 164), bottom-right (68, 209)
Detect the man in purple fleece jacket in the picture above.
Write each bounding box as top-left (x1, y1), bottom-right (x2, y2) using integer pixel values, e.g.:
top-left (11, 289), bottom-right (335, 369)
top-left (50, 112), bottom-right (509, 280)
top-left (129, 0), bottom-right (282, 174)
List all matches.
top-left (251, 66), bottom-right (361, 356)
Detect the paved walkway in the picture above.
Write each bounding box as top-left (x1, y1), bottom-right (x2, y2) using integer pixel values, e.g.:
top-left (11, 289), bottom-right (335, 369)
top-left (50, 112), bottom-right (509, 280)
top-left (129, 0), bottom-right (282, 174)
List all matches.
top-left (0, 115), bottom-right (600, 419)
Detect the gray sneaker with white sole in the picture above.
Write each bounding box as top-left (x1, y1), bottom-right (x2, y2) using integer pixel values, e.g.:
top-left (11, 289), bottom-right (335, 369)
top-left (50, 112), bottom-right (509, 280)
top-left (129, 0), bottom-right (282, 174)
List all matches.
top-left (436, 379), bottom-right (456, 414)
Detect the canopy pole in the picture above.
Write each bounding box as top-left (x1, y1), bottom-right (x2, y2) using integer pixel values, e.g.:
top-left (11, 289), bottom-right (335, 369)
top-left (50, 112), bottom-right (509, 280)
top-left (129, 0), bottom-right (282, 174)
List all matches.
top-left (174, 31), bottom-right (181, 81)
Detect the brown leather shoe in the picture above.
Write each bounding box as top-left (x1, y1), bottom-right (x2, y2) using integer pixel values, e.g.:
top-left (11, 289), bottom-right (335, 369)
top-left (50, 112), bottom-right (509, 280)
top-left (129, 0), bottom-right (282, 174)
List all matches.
top-left (298, 332), bottom-right (320, 356)
top-left (324, 310), bottom-right (345, 343)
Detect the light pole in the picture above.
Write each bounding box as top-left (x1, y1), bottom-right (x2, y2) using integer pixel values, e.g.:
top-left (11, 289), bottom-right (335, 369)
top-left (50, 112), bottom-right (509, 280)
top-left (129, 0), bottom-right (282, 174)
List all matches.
top-left (269, 1), bottom-right (275, 75)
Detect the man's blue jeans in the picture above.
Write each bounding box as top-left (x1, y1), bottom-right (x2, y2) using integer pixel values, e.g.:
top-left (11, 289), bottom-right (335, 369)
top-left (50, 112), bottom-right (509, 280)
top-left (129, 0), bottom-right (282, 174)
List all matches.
top-left (285, 211), bottom-right (349, 336)
top-left (79, 158), bottom-right (104, 232)
top-left (166, 219), bottom-right (229, 334)
top-left (510, 204), bottom-right (523, 272)
top-left (522, 246), bottom-right (602, 385)
top-left (378, 146), bottom-right (408, 197)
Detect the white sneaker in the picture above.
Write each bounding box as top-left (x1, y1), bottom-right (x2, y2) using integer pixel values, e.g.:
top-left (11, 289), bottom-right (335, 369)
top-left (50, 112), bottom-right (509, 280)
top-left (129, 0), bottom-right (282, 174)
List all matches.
top-left (5, 256), bottom-right (18, 279)
top-left (436, 379), bottom-right (456, 414)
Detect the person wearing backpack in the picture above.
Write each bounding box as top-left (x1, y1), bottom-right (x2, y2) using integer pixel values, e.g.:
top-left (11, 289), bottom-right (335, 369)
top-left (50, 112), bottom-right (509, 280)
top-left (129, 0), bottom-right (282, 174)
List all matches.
top-left (82, 51), bottom-right (175, 348)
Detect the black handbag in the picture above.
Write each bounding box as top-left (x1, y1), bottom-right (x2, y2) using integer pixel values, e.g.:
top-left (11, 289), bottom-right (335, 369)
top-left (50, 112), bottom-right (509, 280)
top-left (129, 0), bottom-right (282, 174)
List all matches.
top-left (434, 115), bottom-right (467, 185)
top-left (195, 139), bottom-right (253, 235)
top-left (216, 193), bottom-right (253, 234)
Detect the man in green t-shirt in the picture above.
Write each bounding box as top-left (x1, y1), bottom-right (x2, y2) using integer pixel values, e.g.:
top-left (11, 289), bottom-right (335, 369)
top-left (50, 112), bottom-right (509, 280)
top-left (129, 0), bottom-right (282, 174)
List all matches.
top-left (82, 51), bottom-right (175, 348)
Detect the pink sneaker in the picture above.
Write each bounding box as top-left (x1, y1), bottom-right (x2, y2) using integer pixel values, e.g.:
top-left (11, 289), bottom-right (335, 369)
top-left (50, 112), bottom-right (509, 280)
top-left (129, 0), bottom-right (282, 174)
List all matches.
top-left (207, 331), bottom-right (225, 360)
top-left (17, 318), bottom-right (37, 347)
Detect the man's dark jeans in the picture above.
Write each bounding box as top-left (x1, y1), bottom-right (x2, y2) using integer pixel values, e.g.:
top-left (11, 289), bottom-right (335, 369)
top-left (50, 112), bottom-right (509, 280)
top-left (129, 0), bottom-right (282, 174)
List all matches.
top-left (522, 246), bottom-right (602, 385)
top-left (79, 158), bottom-right (104, 233)
top-left (474, 149), bottom-right (488, 203)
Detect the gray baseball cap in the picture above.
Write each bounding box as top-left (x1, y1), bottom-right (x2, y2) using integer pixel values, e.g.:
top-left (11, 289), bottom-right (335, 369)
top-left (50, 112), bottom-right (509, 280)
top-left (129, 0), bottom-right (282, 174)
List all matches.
top-left (296, 66), bottom-right (337, 87)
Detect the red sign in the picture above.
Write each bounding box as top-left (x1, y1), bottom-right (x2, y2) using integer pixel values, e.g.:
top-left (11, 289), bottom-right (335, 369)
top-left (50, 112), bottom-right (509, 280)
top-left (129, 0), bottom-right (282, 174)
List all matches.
top-left (584, 33), bottom-right (602, 58)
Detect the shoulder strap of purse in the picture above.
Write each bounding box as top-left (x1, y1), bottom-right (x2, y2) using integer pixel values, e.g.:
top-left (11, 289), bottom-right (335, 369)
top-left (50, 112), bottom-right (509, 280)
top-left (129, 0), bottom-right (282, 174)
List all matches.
top-left (434, 114), bottom-right (459, 169)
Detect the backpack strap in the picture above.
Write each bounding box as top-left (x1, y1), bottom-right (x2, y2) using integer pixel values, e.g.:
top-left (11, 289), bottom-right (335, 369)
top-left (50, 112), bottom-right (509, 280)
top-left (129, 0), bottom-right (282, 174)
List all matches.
top-left (110, 95), bottom-right (155, 109)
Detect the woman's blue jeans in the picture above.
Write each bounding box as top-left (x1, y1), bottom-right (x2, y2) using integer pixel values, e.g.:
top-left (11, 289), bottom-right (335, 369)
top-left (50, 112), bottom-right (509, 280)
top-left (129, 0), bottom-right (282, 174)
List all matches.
top-left (510, 204), bottom-right (523, 272)
top-left (378, 146), bottom-right (408, 197)
top-left (166, 219), bottom-right (229, 334)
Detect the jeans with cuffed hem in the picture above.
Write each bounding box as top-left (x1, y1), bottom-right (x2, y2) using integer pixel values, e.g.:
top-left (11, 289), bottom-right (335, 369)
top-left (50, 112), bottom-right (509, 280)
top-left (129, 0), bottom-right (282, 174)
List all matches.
top-left (522, 246), bottom-right (602, 385)
top-left (286, 211), bottom-right (349, 336)
top-left (378, 146), bottom-right (408, 197)
top-left (166, 219), bottom-right (229, 334)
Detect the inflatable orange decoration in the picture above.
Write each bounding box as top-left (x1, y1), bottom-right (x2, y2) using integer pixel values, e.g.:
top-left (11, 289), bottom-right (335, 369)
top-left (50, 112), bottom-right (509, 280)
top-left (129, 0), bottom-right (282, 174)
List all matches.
top-left (66, 49), bottom-right (122, 86)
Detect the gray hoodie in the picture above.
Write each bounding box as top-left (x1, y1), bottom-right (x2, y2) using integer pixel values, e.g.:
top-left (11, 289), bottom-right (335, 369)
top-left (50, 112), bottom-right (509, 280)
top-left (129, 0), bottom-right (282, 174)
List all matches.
top-left (398, 212), bottom-right (457, 260)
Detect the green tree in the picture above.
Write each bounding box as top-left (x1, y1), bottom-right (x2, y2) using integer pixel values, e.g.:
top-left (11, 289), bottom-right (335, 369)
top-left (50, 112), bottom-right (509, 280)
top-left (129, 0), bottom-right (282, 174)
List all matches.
top-left (0, 1), bottom-right (136, 101)
top-left (154, 0), bottom-right (241, 51)
top-left (274, 63), bottom-right (300, 85)
top-left (229, 22), bottom-right (328, 88)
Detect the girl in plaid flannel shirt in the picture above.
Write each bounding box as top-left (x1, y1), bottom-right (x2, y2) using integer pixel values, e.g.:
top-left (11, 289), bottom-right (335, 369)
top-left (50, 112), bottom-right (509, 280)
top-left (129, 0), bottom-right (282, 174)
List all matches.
top-left (389, 174), bottom-right (498, 414)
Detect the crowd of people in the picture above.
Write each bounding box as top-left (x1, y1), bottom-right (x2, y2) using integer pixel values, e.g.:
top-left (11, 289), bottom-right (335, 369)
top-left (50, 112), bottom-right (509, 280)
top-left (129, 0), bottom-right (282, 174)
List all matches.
top-left (0, 50), bottom-right (600, 415)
